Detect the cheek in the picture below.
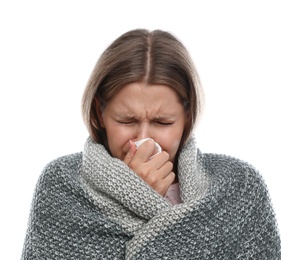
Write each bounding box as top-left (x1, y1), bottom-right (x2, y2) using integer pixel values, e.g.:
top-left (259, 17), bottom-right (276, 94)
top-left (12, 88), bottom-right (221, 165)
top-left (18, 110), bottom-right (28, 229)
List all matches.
top-left (157, 136), bottom-right (181, 162)
top-left (167, 140), bottom-right (181, 162)
top-left (156, 128), bottom-right (184, 162)
top-left (106, 126), bottom-right (133, 159)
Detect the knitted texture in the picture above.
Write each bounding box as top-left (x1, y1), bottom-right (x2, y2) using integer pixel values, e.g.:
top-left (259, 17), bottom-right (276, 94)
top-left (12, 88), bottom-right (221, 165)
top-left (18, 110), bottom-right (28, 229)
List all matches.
top-left (22, 137), bottom-right (281, 259)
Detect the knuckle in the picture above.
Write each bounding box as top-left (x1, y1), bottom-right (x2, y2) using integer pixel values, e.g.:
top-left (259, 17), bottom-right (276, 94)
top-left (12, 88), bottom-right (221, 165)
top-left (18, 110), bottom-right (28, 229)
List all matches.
top-left (148, 174), bottom-right (157, 185)
top-left (161, 151), bottom-right (170, 160)
top-left (136, 166), bottom-right (150, 179)
top-left (166, 161), bottom-right (173, 170)
top-left (158, 183), bottom-right (169, 196)
top-left (169, 172), bottom-right (176, 181)
top-left (129, 160), bottom-right (137, 169)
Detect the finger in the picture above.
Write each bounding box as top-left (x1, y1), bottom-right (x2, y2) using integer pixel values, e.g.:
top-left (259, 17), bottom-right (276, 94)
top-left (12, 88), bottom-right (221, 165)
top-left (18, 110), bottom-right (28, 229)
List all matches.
top-left (134, 140), bottom-right (156, 162)
top-left (157, 160), bottom-right (173, 178)
top-left (130, 151), bottom-right (171, 182)
top-left (146, 160), bottom-right (173, 187)
top-left (140, 160), bottom-right (173, 192)
top-left (157, 172), bottom-right (176, 196)
top-left (164, 171), bottom-right (176, 184)
top-left (123, 140), bottom-right (136, 166)
top-left (147, 151), bottom-right (170, 170)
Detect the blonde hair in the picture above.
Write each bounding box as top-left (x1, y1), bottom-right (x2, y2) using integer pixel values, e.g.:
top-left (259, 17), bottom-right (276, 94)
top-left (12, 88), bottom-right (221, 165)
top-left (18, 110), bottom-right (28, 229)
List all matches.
top-left (82, 29), bottom-right (204, 151)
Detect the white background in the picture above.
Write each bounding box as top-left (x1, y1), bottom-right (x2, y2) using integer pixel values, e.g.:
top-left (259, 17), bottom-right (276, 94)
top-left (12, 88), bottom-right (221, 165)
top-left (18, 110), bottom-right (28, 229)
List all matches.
top-left (1, 1), bottom-right (280, 258)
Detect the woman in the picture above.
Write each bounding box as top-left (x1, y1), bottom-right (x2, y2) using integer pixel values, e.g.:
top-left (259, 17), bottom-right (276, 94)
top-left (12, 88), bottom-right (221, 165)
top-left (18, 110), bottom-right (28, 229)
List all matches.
top-left (22, 29), bottom-right (281, 259)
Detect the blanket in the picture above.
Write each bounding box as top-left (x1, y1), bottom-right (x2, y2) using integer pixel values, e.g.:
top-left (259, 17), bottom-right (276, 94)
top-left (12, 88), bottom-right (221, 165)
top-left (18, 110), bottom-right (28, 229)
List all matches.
top-left (22, 137), bottom-right (281, 259)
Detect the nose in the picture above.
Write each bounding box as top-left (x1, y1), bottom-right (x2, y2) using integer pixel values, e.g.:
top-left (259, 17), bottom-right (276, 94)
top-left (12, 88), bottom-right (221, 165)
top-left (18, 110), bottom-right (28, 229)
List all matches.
top-left (136, 122), bottom-right (153, 140)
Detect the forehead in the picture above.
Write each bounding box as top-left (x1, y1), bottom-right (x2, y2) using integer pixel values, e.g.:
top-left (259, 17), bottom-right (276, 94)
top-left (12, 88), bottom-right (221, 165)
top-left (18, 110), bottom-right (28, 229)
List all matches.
top-left (106, 83), bottom-right (183, 115)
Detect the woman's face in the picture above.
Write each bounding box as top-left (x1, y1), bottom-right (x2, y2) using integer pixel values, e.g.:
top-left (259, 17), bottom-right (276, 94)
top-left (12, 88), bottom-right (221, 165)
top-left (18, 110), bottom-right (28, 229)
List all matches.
top-left (99, 82), bottom-right (187, 163)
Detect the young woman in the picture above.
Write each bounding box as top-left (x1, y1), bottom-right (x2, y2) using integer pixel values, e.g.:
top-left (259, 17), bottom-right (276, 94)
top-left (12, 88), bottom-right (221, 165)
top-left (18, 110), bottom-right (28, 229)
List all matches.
top-left (22, 29), bottom-right (281, 259)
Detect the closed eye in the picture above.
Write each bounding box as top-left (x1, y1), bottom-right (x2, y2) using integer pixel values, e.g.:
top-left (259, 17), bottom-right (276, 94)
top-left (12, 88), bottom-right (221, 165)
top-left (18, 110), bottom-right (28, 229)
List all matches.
top-left (116, 120), bottom-right (135, 125)
top-left (156, 121), bottom-right (174, 126)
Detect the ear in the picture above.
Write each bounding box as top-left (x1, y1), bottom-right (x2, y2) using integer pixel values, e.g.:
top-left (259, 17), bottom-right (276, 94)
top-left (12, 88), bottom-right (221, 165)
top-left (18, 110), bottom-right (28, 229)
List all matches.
top-left (94, 98), bottom-right (105, 128)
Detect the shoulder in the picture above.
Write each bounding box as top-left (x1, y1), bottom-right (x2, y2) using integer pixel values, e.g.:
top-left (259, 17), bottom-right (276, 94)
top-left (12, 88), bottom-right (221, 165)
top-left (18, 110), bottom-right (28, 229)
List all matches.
top-left (201, 151), bottom-right (268, 193)
top-left (201, 152), bottom-right (277, 223)
top-left (202, 152), bottom-right (269, 196)
top-left (38, 152), bottom-right (83, 186)
top-left (203, 152), bottom-right (260, 177)
top-left (43, 152), bottom-right (83, 172)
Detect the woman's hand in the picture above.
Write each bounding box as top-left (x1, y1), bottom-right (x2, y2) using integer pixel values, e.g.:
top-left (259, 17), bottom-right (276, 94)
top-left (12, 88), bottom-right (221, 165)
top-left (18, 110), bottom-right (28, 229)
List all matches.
top-left (123, 139), bottom-right (175, 196)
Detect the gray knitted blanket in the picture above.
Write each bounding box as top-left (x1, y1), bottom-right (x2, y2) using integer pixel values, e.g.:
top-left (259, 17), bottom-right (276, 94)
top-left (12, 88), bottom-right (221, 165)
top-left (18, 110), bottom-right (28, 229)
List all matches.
top-left (22, 137), bottom-right (281, 259)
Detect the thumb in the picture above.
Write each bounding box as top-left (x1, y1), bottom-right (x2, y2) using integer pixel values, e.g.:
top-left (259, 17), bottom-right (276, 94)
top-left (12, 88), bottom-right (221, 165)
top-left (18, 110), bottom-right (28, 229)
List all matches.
top-left (123, 140), bottom-right (136, 166)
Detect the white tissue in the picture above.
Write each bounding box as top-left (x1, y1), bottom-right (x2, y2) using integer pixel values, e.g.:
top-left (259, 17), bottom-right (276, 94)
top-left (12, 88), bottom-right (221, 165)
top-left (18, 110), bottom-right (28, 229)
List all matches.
top-left (134, 138), bottom-right (162, 158)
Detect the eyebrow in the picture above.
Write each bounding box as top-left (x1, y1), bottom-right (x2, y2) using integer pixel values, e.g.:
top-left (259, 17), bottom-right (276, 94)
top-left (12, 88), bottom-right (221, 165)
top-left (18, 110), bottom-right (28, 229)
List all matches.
top-left (113, 113), bottom-right (176, 120)
top-left (153, 114), bottom-right (176, 120)
top-left (113, 113), bottom-right (135, 119)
